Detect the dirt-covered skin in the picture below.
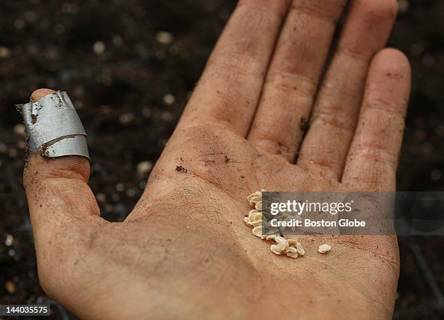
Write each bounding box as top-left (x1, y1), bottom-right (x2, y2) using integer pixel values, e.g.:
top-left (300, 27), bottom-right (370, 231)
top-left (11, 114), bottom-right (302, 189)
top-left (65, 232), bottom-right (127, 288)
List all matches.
top-left (22, 0), bottom-right (411, 319)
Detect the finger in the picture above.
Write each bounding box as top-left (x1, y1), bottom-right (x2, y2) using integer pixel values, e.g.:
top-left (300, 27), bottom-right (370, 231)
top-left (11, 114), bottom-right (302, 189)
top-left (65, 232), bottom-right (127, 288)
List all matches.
top-left (248, 0), bottom-right (346, 161)
top-left (177, 0), bottom-right (291, 136)
top-left (22, 89), bottom-right (102, 287)
top-left (298, 0), bottom-right (398, 178)
top-left (342, 49), bottom-right (411, 190)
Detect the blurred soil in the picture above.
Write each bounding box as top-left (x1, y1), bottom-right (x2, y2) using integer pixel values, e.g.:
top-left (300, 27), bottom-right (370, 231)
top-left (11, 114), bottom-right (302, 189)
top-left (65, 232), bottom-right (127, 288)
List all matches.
top-left (0, 0), bottom-right (443, 319)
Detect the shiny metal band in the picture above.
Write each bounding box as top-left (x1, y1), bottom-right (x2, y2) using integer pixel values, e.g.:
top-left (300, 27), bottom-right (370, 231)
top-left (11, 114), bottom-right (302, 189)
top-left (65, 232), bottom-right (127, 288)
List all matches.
top-left (16, 91), bottom-right (90, 160)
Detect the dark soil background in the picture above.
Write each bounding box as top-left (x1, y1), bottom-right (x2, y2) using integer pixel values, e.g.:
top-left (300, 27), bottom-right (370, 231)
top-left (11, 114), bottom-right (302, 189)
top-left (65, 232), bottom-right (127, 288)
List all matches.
top-left (0, 0), bottom-right (443, 319)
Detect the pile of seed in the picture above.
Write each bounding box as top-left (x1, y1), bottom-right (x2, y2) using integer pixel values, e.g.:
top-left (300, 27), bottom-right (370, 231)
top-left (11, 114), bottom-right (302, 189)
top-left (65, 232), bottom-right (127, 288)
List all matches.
top-left (245, 190), bottom-right (331, 258)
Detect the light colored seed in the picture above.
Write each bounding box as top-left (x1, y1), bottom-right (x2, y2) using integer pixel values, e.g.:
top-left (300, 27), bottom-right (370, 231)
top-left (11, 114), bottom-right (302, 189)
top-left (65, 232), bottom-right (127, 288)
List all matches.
top-left (270, 244), bottom-right (282, 255)
top-left (286, 246), bottom-right (297, 253)
top-left (270, 238), bottom-right (288, 255)
top-left (251, 220), bottom-right (262, 227)
top-left (248, 210), bottom-right (262, 222)
top-left (270, 241), bottom-right (288, 255)
top-left (244, 210), bottom-right (262, 226)
top-left (288, 239), bottom-right (305, 256)
top-left (252, 226), bottom-right (265, 239)
top-left (243, 216), bottom-right (252, 226)
top-left (318, 244), bottom-right (331, 254)
top-left (295, 241), bottom-right (305, 256)
top-left (247, 190), bottom-right (261, 200)
top-left (265, 234), bottom-right (278, 241)
top-left (286, 246), bottom-right (299, 258)
top-left (247, 191), bottom-right (262, 206)
top-left (245, 190), bottom-right (306, 260)
top-left (275, 236), bottom-right (287, 245)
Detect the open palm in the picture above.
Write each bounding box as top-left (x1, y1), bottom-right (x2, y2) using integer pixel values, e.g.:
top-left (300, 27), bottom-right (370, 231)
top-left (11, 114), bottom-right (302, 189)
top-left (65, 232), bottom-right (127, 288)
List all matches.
top-left (24, 0), bottom-right (411, 319)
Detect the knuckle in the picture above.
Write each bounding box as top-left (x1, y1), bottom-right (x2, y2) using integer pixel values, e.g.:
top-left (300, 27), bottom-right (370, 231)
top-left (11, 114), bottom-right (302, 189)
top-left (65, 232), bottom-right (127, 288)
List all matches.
top-left (292, 0), bottom-right (346, 24)
top-left (311, 108), bottom-right (354, 132)
top-left (237, 0), bottom-right (290, 18)
top-left (350, 143), bottom-right (397, 166)
top-left (265, 71), bottom-right (317, 99)
top-left (252, 137), bottom-right (293, 159)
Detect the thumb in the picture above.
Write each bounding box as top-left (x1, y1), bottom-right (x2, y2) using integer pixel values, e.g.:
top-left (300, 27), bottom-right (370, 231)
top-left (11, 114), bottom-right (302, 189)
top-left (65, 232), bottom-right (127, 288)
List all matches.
top-left (22, 89), bottom-right (102, 292)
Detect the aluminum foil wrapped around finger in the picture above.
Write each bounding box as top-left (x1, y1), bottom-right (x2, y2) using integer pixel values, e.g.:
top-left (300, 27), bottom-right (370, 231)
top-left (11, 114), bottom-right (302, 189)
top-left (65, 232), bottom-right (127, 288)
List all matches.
top-left (16, 91), bottom-right (90, 161)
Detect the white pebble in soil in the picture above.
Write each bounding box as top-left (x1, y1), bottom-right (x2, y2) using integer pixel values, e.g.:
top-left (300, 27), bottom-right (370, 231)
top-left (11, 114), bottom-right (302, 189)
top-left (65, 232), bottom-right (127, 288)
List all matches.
top-left (93, 41), bottom-right (106, 55)
top-left (163, 94), bottom-right (175, 106)
top-left (5, 234), bottom-right (14, 247)
top-left (156, 31), bottom-right (174, 45)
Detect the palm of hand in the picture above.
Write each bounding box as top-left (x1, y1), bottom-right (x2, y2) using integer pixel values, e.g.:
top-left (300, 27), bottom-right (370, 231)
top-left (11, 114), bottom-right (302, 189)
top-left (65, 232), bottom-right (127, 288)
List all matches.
top-left (122, 122), bottom-right (398, 320)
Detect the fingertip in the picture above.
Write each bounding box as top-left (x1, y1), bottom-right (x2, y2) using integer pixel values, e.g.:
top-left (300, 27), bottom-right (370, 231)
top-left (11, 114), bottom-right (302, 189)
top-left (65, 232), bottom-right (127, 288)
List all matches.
top-left (372, 48), bottom-right (411, 78)
top-left (363, 48), bottom-right (411, 115)
top-left (24, 88), bottom-right (92, 187)
top-left (30, 88), bottom-right (56, 102)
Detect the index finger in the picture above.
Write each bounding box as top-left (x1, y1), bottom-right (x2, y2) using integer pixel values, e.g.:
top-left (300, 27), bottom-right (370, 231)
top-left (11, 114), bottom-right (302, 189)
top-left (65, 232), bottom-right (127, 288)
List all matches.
top-left (177, 0), bottom-right (291, 136)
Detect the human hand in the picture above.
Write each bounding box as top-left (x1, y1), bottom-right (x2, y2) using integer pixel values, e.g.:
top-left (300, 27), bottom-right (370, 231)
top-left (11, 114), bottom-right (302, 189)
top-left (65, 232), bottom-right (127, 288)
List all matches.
top-left (23, 0), bottom-right (410, 319)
